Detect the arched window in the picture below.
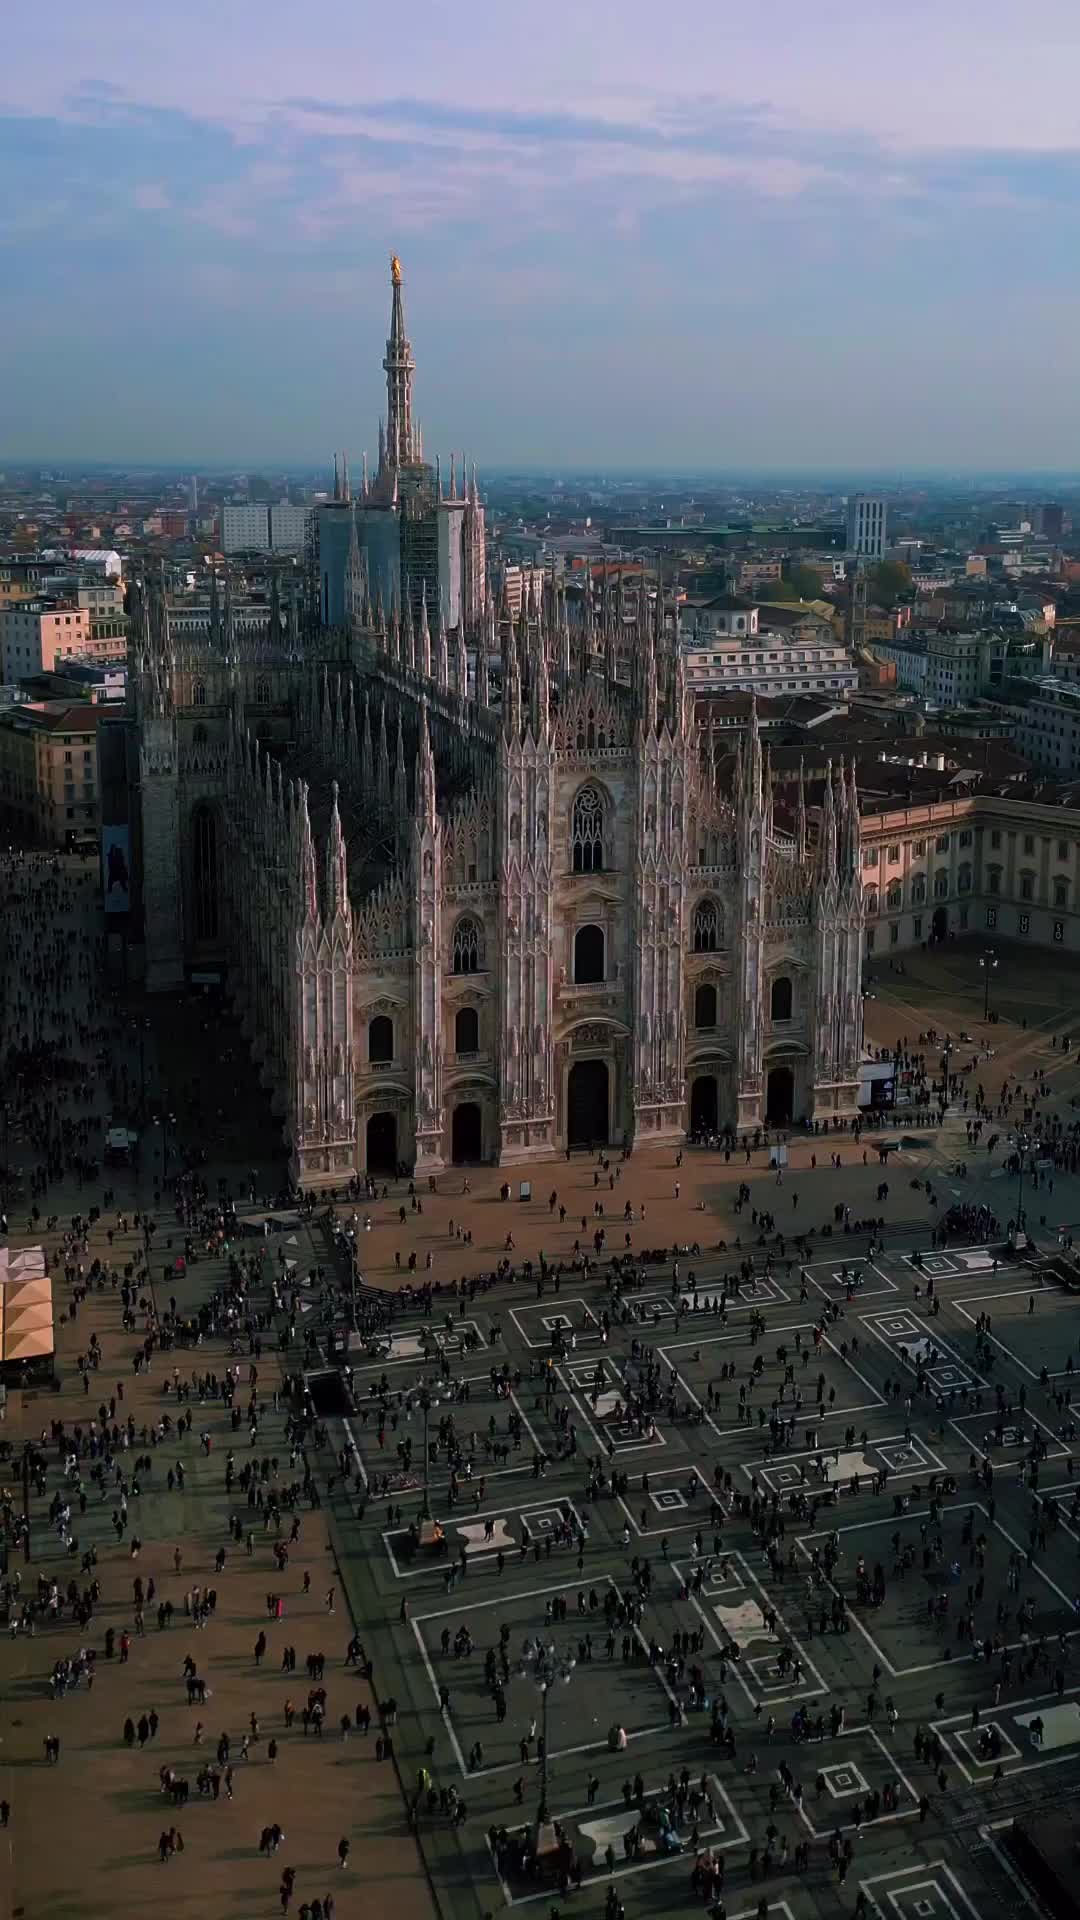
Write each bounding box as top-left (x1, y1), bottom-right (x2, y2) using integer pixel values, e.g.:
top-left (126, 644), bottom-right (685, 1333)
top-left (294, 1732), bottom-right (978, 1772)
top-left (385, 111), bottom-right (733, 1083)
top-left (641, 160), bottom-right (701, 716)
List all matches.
top-left (934, 872), bottom-right (949, 899)
top-left (694, 982), bottom-right (717, 1028)
top-left (911, 875), bottom-right (926, 904)
top-left (958, 863), bottom-right (972, 893)
top-left (455, 1006), bottom-right (479, 1054)
top-left (368, 1015), bottom-right (394, 1064)
top-left (193, 681), bottom-right (207, 707)
top-left (770, 976), bottom-right (793, 1022)
top-left (192, 804), bottom-right (218, 941)
top-left (693, 899), bottom-right (720, 952)
top-left (571, 785), bottom-right (605, 873)
top-left (255, 677), bottom-right (270, 705)
top-left (192, 723), bottom-right (208, 746)
top-left (866, 888), bottom-right (879, 916)
top-left (574, 923), bottom-right (605, 984)
top-left (452, 915), bottom-right (483, 975)
top-left (886, 884), bottom-right (902, 911)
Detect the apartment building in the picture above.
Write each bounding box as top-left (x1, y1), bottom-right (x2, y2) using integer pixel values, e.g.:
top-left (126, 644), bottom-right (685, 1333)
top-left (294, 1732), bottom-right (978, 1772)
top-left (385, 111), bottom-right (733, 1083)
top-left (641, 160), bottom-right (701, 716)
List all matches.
top-left (983, 678), bottom-right (1080, 779)
top-left (221, 503), bottom-right (310, 554)
top-left (0, 602), bottom-right (90, 680)
top-left (859, 787), bottom-right (1080, 956)
top-left (0, 701), bottom-right (101, 844)
top-left (680, 596), bottom-right (858, 697)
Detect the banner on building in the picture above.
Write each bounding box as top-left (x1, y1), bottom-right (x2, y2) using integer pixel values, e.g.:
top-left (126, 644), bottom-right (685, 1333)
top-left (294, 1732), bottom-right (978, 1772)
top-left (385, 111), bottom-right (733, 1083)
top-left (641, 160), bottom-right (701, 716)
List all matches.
top-left (102, 825), bottom-right (131, 914)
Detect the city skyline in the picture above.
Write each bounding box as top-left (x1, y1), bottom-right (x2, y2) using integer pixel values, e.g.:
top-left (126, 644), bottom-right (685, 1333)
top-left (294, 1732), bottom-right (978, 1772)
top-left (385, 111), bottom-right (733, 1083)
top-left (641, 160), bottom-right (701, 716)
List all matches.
top-left (4, 1), bottom-right (1080, 467)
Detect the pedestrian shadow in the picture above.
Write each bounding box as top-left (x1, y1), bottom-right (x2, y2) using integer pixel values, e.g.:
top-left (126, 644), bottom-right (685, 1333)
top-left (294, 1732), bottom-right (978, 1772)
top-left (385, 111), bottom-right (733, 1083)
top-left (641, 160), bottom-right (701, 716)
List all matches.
top-left (5, 1676), bottom-right (50, 1700)
top-left (26, 1892), bottom-right (119, 1919)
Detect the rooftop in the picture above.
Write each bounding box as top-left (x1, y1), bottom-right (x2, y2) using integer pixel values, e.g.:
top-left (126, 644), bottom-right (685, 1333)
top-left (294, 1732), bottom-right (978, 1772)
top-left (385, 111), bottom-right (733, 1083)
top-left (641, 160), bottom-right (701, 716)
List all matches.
top-left (0, 701), bottom-right (102, 735)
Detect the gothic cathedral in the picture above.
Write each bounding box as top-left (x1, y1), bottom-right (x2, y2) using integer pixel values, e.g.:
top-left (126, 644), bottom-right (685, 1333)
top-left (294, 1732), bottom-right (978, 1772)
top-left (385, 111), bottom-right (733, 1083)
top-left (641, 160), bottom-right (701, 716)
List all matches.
top-left (132, 260), bottom-right (864, 1188)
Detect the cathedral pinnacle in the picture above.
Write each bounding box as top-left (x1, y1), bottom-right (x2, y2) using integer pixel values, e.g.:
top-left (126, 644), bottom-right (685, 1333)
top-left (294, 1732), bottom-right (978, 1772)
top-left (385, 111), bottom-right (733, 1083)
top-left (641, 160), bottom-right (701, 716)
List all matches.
top-left (326, 781), bottom-right (349, 922)
top-left (416, 702), bottom-right (437, 826)
top-left (382, 251), bottom-right (418, 472)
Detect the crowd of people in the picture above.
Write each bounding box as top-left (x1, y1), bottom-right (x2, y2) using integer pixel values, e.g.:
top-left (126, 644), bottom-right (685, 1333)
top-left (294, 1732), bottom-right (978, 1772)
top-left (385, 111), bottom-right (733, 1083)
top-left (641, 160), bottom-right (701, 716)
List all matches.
top-left (0, 852), bottom-right (387, 1916)
top-left (4, 846), bottom-right (1080, 1920)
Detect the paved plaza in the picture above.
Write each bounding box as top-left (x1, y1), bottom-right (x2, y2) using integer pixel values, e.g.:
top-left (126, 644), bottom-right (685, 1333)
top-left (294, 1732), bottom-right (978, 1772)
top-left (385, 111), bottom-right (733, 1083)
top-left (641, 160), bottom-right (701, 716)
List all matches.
top-left (4, 868), bottom-right (1080, 1920)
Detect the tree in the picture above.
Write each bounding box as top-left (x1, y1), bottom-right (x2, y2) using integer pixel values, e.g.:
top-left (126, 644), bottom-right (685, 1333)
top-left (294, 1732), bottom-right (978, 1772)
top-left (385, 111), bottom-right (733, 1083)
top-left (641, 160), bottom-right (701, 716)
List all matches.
top-left (784, 562), bottom-right (825, 599)
top-left (868, 558), bottom-right (912, 608)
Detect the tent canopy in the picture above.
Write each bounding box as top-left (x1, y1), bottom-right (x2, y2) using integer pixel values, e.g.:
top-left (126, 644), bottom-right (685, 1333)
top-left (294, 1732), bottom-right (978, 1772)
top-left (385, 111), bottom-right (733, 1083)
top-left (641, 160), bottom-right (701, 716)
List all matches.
top-left (0, 1249), bottom-right (55, 1368)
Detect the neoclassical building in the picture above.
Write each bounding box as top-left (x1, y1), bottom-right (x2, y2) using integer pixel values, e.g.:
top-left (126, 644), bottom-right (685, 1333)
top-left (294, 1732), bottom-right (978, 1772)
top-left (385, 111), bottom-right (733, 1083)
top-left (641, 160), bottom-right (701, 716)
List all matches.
top-left (130, 263), bottom-right (865, 1187)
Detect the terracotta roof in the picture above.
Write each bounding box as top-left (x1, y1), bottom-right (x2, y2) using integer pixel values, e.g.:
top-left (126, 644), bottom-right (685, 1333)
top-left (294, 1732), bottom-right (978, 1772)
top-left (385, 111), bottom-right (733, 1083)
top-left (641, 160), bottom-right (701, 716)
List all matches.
top-left (4, 701), bottom-right (102, 733)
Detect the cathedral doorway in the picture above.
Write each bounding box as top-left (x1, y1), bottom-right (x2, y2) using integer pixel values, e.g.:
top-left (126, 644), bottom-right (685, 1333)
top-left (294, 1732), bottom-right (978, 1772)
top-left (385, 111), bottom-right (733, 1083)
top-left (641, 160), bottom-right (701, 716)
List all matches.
top-left (452, 1102), bottom-right (483, 1165)
top-left (932, 906), bottom-right (948, 942)
top-left (366, 1111), bottom-right (397, 1174)
top-left (765, 1066), bottom-right (795, 1127)
top-left (567, 1058), bottom-right (609, 1149)
top-left (690, 1075), bottom-right (719, 1138)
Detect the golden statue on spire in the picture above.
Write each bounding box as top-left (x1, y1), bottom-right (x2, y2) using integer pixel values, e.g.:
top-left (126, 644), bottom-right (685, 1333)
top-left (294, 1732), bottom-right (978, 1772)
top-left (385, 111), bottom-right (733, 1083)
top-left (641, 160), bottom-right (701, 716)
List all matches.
top-left (390, 254), bottom-right (402, 286)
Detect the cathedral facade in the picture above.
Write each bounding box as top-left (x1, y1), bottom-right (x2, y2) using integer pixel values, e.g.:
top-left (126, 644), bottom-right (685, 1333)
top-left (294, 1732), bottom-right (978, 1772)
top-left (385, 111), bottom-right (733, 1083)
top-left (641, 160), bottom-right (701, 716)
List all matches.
top-left (132, 262), bottom-right (864, 1189)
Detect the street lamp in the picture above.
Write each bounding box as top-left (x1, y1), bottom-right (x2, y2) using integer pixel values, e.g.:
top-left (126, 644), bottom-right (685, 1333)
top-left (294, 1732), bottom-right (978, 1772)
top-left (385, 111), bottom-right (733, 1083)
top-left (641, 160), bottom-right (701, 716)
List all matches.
top-left (1011, 1127), bottom-right (1040, 1241)
top-left (518, 1640), bottom-right (576, 1826)
top-left (979, 950), bottom-right (998, 1022)
top-left (418, 1382), bottom-right (441, 1521)
top-left (939, 1037), bottom-right (954, 1106)
top-left (153, 1111), bottom-right (176, 1180)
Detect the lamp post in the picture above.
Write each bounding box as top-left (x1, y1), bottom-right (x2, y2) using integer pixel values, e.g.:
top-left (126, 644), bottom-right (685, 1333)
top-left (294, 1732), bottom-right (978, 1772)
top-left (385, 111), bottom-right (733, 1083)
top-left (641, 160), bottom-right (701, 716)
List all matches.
top-left (1012, 1127), bottom-right (1039, 1240)
top-left (21, 1440), bottom-right (31, 1565)
top-left (939, 1037), bottom-right (954, 1106)
top-left (153, 1111), bottom-right (176, 1181)
top-left (418, 1382), bottom-right (440, 1521)
top-left (979, 949), bottom-right (998, 1022)
top-left (518, 1640), bottom-right (576, 1826)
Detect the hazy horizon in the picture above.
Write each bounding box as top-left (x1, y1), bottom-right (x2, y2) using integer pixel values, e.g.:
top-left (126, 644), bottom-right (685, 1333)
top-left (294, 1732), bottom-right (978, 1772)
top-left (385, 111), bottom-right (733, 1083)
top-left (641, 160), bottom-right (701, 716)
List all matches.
top-left (9, 462), bottom-right (1080, 493)
top-left (5, 2), bottom-right (1080, 469)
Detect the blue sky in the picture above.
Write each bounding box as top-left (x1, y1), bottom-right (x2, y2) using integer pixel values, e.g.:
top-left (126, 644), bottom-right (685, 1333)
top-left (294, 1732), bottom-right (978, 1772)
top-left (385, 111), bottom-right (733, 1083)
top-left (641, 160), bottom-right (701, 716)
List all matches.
top-left (4, 0), bottom-right (1080, 469)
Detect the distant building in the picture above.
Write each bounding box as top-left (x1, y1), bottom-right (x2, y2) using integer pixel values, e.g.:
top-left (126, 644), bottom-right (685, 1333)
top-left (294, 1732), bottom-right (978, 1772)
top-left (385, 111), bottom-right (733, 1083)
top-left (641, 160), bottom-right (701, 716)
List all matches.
top-left (985, 678), bottom-right (1080, 779)
top-left (736, 556), bottom-right (784, 593)
top-left (862, 605), bottom-right (906, 645)
top-left (72, 581), bottom-right (128, 662)
top-left (22, 662), bottom-right (126, 704)
top-left (268, 503), bottom-right (310, 553)
top-left (679, 596), bottom-right (857, 698)
top-left (924, 630), bottom-right (1010, 706)
top-left (69, 549), bottom-right (122, 580)
top-left (0, 602), bottom-right (91, 680)
top-left (864, 639), bottom-right (928, 696)
top-left (1033, 503), bottom-right (1065, 539)
top-left (222, 504), bottom-right (271, 554)
top-left (845, 495), bottom-right (887, 562)
top-left (857, 647), bottom-right (896, 691)
top-left (0, 700), bottom-right (101, 844)
top-left (0, 563), bottom-right (38, 608)
top-left (867, 628), bottom-right (1028, 707)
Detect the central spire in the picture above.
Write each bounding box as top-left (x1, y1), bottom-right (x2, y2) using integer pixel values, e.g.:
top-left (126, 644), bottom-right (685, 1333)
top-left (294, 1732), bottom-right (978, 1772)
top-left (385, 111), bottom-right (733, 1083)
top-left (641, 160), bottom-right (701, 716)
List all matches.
top-left (383, 252), bottom-right (418, 471)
